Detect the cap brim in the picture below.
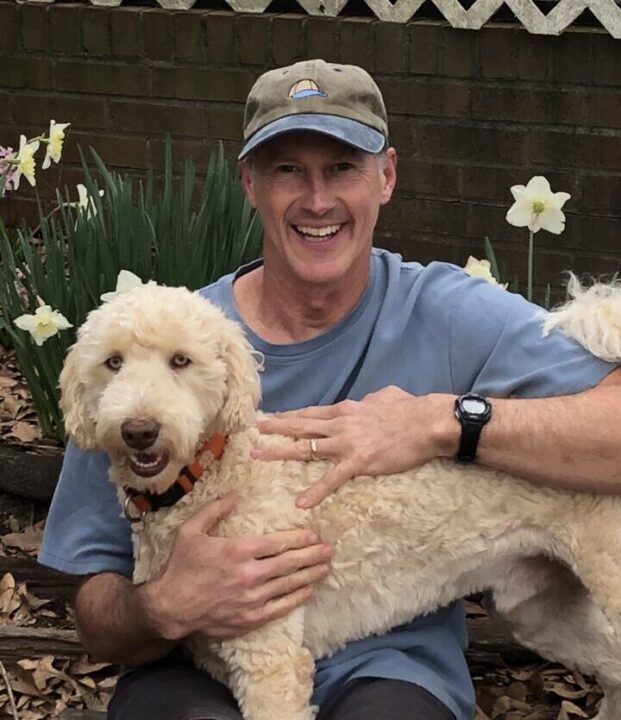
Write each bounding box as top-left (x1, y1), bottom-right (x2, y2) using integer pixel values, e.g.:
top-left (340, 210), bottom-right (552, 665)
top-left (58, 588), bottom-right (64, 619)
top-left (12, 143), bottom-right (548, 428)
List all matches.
top-left (238, 113), bottom-right (386, 160)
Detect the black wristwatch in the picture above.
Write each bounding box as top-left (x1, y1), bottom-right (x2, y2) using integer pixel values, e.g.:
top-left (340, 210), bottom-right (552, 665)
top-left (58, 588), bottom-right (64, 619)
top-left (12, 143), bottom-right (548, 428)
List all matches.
top-left (454, 393), bottom-right (492, 464)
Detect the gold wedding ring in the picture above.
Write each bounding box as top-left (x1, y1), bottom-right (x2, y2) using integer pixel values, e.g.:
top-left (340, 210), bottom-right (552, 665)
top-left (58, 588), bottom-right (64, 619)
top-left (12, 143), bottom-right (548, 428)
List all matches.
top-left (308, 438), bottom-right (318, 461)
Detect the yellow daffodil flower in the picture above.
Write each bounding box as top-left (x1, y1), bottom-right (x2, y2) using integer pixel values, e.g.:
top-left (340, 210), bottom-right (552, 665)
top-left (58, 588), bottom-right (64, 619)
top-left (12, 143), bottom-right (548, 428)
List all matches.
top-left (463, 256), bottom-right (508, 288)
top-left (14, 305), bottom-right (72, 346)
top-left (100, 270), bottom-right (147, 303)
top-left (42, 120), bottom-right (71, 170)
top-left (506, 176), bottom-right (571, 235)
top-left (13, 135), bottom-right (41, 191)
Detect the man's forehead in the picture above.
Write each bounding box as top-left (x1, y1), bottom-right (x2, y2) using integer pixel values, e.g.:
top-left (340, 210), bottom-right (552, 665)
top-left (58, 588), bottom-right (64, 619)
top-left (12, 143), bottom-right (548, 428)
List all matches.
top-left (253, 132), bottom-right (367, 161)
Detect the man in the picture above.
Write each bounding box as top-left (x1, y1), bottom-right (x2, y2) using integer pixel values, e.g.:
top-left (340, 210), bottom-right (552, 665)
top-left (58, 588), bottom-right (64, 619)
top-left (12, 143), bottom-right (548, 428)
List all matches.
top-left (40, 59), bottom-right (621, 720)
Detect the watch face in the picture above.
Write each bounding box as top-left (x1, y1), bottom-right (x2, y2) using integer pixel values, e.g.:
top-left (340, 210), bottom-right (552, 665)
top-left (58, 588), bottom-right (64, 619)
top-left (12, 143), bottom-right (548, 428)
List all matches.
top-left (462, 397), bottom-right (487, 415)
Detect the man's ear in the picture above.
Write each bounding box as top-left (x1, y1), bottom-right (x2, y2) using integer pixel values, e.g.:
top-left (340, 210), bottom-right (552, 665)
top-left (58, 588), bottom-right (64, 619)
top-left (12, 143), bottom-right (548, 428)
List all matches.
top-left (380, 147), bottom-right (398, 206)
top-left (240, 160), bottom-right (258, 209)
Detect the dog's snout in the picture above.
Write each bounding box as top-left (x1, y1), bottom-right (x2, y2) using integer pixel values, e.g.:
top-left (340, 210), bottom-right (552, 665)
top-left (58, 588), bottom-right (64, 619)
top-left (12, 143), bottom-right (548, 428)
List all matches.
top-left (121, 419), bottom-right (161, 450)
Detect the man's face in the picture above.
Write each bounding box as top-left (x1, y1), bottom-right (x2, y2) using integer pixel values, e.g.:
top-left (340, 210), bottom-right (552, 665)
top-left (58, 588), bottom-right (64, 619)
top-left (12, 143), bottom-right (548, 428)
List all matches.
top-left (241, 132), bottom-right (397, 291)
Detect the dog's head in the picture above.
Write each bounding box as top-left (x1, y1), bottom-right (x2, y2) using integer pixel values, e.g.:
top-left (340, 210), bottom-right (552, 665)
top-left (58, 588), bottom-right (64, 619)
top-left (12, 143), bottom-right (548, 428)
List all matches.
top-left (59, 284), bottom-right (261, 492)
top-left (543, 274), bottom-right (621, 363)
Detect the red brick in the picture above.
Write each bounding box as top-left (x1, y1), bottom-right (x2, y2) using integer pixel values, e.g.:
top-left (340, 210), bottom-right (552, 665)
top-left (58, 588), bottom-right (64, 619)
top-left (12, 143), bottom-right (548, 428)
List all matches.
top-left (81, 6), bottom-right (110, 58)
top-left (386, 118), bottom-right (414, 152)
top-left (110, 8), bottom-right (143, 59)
top-left (152, 67), bottom-right (253, 102)
top-left (528, 130), bottom-right (619, 171)
top-left (588, 90), bottom-right (621, 129)
top-left (143, 9), bottom-right (173, 62)
top-left (0, 2), bottom-right (19, 52)
top-left (479, 26), bottom-right (516, 79)
top-left (471, 86), bottom-right (588, 126)
top-left (64, 131), bottom-right (148, 169)
top-left (1, 56), bottom-right (53, 90)
top-left (381, 78), bottom-right (470, 118)
top-left (551, 30), bottom-right (592, 85)
top-left (13, 94), bottom-right (108, 130)
top-left (374, 23), bottom-right (407, 74)
top-left (149, 137), bottom-right (214, 174)
top-left (414, 123), bottom-right (529, 163)
top-left (442, 29), bottom-right (477, 79)
top-left (49, 6), bottom-right (82, 55)
top-left (208, 104), bottom-right (244, 142)
top-left (560, 214), bottom-right (621, 254)
top-left (238, 15), bottom-right (270, 66)
top-left (397, 158), bottom-right (461, 198)
top-left (593, 34), bottom-right (621, 86)
top-left (204, 11), bottom-right (237, 65)
top-left (516, 31), bottom-right (550, 81)
top-left (272, 15), bottom-right (305, 68)
top-left (306, 17), bottom-right (339, 63)
top-left (175, 11), bottom-right (207, 64)
top-left (20, 4), bottom-right (49, 53)
top-left (579, 173), bottom-right (621, 213)
top-left (409, 23), bottom-right (442, 76)
top-left (55, 60), bottom-right (150, 96)
top-left (339, 18), bottom-right (374, 68)
top-left (110, 100), bottom-right (208, 138)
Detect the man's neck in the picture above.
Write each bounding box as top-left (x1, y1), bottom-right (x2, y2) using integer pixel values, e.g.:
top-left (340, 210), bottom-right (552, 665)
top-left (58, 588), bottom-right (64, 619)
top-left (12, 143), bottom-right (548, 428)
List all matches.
top-left (233, 265), bottom-right (369, 344)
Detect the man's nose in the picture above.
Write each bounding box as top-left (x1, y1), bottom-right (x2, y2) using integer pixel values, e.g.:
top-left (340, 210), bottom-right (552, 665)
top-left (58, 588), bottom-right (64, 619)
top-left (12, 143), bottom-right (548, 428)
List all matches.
top-left (121, 419), bottom-right (161, 450)
top-left (302, 176), bottom-right (335, 215)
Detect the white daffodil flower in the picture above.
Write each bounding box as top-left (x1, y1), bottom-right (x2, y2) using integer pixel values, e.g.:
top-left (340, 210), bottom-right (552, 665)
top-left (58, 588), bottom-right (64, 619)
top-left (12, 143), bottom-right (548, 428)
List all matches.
top-left (13, 135), bottom-right (40, 191)
top-left (100, 270), bottom-right (147, 303)
top-left (463, 256), bottom-right (508, 289)
top-left (14, 305), bottom-right (73, 346)
top-left (74, 183), bottom-right (105, 220)
top-left (506, 176), bottom-right (571, 235)
top-left (42, 120), bottom-right (71, 170)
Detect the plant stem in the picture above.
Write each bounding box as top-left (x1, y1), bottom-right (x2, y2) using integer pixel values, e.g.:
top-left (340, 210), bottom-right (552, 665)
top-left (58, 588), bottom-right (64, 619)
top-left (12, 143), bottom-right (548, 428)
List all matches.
top-left (527, 230), bottom-right (534, 302)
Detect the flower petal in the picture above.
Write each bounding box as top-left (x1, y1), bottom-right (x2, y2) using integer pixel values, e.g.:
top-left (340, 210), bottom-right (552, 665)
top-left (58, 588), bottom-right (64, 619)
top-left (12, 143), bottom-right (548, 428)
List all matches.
top-left (506, 203), bottom-right (532, 228)
top-left (538, 207), bottom-right (566, 235)
top-left (524, 176), bottom-right (551, 198)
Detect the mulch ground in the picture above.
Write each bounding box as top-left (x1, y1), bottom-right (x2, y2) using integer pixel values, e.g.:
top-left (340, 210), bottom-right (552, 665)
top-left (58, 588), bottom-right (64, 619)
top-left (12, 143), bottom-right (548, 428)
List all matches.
top-left (0, 345), bottom-right (605, 719)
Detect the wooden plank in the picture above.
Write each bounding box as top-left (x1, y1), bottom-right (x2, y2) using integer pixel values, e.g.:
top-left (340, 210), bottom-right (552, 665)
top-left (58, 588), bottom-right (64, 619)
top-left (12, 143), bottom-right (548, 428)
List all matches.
top-left (0, 443), bottom-right (63, 501)
top-left (59, 710), bottom-right (106, 720)
top-left (0, 554), bottom-right (78, 601)
top-left (0, 625), bottom-right (82, 662)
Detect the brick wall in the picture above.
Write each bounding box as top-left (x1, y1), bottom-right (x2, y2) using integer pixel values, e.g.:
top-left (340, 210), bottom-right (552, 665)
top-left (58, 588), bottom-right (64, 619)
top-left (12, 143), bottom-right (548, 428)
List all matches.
top-left (1, 2), bottom-right (620, 296)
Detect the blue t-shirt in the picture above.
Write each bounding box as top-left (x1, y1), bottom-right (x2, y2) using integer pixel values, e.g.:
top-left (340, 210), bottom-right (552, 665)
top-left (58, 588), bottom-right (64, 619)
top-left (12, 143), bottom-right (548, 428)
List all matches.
top-left (39, 249), bottom-right (615, 719)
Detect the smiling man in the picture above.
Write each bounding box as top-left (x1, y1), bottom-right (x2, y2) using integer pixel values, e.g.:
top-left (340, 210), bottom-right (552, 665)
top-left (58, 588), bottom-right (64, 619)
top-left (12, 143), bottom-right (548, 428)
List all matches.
top-left (39, 59), bottom-right (621, 720)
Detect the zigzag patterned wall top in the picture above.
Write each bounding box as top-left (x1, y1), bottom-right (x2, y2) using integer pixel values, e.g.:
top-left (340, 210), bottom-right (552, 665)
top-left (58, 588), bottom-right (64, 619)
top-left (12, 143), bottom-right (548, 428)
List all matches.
top-left (23, 0), bottom-right (621, 37)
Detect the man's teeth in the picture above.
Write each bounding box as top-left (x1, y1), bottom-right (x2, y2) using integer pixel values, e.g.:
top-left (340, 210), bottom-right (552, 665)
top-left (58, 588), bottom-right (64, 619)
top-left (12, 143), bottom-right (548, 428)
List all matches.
top-left (295, 224), bottom-right (342, 238)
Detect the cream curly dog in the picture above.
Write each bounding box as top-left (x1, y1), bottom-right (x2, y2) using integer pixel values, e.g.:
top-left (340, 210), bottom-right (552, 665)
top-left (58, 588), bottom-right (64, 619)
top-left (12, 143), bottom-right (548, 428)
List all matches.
top-left (60, 278), bottom-right (621, 720)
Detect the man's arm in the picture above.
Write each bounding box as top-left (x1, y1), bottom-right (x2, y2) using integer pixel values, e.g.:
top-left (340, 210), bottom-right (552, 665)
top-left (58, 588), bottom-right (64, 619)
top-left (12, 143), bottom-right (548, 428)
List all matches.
top-left (74, 494), bottom-right (331, 664)
top-left (252, 367), bottom-right (621, 507)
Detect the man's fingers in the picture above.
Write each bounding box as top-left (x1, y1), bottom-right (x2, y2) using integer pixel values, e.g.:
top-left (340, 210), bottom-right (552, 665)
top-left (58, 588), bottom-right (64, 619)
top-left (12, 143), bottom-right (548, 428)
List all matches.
top-left (248, 528), bottom-right (325, 559)
top-left (253, 563), bottom-right (330, 605)
top-left (296, 463), bottom-right (355, 508)
top-left (254, 542), bottom-right (332, 582)
top-left (260, 586), bottom-right (315, 624)
top-left (183, 491), bottom-right (237, 534)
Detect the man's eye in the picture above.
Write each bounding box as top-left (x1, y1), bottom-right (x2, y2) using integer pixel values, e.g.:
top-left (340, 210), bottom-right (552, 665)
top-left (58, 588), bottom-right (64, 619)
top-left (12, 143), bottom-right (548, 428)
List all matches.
top-left (276, 164), bottom-right (297, 174)
top-left (105, 355), bottom-right (123, 371)
top-left (171, 354), bottom-right (191, 368)
top-left (333, 162), bottom-right (354, 172)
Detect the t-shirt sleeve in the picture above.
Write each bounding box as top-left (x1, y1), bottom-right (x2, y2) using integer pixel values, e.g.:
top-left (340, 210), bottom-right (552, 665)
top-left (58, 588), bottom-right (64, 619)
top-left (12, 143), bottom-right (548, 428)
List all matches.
top-left (440, 265), bottom-right (617, 397)
top-left (38, 440), bottom-right (134, 577)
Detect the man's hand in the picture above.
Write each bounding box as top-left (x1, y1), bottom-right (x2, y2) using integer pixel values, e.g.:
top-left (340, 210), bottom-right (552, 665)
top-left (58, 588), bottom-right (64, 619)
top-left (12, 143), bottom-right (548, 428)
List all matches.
top-left (252, 387), bottom-right (458, 508)
top-left (140, 493), bottom-right (332, 642)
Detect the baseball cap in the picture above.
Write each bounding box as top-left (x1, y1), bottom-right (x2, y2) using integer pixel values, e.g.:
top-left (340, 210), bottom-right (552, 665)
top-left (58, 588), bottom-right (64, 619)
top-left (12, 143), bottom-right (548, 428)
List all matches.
top-left (238, 59), bottom-right (389, 160)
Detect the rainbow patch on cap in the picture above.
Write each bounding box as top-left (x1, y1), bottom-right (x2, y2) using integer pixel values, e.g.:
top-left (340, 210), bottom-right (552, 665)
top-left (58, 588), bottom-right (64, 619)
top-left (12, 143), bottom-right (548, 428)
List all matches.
top-left (288, 79), bottom-right (327, 99)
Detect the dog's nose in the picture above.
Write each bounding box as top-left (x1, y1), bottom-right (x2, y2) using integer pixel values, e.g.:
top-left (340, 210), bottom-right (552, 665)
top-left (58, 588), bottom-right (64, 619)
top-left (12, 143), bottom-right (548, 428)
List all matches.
top-left (121, 419), bottom-right (161, 450)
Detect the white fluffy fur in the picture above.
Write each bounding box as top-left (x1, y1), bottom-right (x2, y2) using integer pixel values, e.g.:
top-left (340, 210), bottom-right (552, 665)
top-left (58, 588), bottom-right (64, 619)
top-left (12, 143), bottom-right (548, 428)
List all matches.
top-left (60, 281), bottom-right (621, 720)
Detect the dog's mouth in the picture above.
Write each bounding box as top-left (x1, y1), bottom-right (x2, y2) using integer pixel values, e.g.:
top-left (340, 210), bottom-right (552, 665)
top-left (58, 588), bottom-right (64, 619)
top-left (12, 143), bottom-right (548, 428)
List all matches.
top-left (129, 451), bottom-right (170, 477)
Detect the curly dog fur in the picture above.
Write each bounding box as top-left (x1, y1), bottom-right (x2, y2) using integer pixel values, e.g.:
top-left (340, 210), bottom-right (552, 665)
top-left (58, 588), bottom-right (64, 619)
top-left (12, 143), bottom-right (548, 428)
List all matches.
top-left (60, 278), bottom-right (621, 720)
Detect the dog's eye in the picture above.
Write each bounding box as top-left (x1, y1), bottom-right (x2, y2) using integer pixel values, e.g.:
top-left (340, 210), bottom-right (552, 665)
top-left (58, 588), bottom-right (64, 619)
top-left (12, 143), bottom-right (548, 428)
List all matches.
top-left (105, 355), bottom-right (123, 371)
top-left (171, 354), bottom-right (191, 369)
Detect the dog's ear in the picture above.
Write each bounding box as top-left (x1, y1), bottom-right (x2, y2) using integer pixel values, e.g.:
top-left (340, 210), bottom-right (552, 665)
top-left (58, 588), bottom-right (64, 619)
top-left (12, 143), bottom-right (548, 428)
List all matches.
top-left (59, 345), bottom-right (97, 448)
top-left (218, 326), bottom-right (262, 433)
